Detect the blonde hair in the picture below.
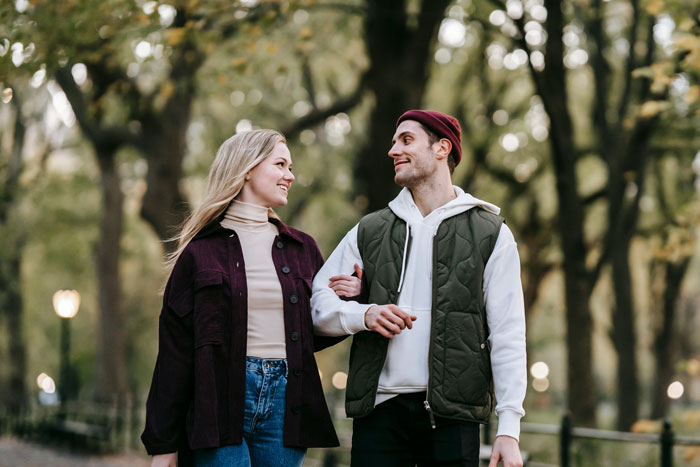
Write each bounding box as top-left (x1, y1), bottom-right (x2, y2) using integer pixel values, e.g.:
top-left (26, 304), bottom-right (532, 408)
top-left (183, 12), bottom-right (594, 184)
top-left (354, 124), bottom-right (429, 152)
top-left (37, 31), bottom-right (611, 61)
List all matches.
top-left (165, 129), bottom-right (286, 277)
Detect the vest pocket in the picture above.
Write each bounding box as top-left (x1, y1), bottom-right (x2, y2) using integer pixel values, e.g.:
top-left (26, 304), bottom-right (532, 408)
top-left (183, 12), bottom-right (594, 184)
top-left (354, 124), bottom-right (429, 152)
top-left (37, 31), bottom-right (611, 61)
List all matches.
top-left (193, 270), bottom-right (226, 347)
top-left (441, 313), bottom-right (491, 406)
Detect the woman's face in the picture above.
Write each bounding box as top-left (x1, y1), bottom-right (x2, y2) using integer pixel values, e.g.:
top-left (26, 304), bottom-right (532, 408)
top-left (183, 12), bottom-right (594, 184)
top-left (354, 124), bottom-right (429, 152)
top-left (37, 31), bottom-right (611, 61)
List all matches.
top-left (238, 142), bottom-right (295, 208)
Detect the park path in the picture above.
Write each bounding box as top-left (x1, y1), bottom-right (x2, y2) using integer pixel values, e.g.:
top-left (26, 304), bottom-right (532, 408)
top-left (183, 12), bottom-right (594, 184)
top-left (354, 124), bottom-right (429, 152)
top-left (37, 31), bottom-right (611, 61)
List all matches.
top-left (0, 436), bottom-right (150, 467)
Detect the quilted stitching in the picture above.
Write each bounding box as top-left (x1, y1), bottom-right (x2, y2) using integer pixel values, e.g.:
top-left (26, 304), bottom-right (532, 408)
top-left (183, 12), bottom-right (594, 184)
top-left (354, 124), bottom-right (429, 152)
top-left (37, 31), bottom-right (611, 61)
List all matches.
top-left (347, 207), bottom-right (503, 423)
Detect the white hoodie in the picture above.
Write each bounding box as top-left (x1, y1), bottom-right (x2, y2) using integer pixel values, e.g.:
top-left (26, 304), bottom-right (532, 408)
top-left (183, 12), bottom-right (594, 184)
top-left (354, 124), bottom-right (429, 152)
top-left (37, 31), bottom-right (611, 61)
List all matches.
top-left (311, 186), bottom-right (526, 440)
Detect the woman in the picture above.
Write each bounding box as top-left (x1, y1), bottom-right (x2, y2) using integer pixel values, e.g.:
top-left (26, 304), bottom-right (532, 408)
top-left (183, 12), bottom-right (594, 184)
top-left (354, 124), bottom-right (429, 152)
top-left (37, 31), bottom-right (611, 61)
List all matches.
top-left (142, 130), bottom-right (359, 467)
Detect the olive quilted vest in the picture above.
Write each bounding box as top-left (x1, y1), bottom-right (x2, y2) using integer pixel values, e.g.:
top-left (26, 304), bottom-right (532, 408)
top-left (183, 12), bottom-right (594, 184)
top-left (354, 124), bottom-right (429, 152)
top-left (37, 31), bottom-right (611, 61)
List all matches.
top-left (345, 207), bottom-right (503, 423)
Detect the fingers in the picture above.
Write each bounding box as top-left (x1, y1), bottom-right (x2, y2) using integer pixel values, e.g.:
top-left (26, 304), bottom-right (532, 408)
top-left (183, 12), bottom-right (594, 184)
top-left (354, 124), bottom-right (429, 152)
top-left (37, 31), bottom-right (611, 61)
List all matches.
top-left (353, 263), bottom-right (363, 279)
top-left (365, 305), bottom-right (418, 337)
top-left (386, 304), bottom-right (417, 329)
top-left (329, 274), bottom-right (353, 282)
top-left (329, 277), bottom-right (362, 297)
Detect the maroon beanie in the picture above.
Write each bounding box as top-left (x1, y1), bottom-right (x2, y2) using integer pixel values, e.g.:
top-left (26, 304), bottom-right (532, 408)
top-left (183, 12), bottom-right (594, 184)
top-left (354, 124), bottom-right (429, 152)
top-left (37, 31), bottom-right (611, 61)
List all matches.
top-left (396, 110), bottom-right (462, 165)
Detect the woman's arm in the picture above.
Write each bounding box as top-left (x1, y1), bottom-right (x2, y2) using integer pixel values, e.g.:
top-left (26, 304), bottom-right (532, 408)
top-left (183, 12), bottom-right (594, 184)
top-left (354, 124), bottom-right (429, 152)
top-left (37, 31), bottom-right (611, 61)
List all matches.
top-left (141, 252), bottom-right (195, 456)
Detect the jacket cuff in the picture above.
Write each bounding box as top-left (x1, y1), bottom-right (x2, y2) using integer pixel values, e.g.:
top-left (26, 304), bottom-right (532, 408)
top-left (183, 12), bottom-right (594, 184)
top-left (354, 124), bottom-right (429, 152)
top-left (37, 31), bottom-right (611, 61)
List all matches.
top-left (495, 410), bottom-right (522, 441)
top-left (340, 302), bottom-right (374, 334)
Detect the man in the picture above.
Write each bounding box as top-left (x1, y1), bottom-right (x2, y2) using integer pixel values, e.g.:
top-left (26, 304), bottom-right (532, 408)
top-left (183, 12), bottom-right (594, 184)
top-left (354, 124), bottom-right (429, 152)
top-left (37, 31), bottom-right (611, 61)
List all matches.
top-left (311, 110), bottom-right (526, 467)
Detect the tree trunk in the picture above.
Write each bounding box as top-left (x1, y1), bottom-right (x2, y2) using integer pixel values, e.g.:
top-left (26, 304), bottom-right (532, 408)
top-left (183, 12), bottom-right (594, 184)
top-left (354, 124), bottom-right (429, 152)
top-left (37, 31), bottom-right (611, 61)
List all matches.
top-left (355, 0), bottom-right (451, 212)
top-left (0, 94), bottom-right (28, 414)
top-left (650, 258), bottom-right (690, 418)
top-left (94, 150), bottom-right (128, 402)
top-left (140, 112), bottom-right (189, 251)
top-left (0, 245), bottom-right (27, 415)
top-left (526, 0), bottom-right (597, 427)
top-left (610, 243), bottom-right (639, 430)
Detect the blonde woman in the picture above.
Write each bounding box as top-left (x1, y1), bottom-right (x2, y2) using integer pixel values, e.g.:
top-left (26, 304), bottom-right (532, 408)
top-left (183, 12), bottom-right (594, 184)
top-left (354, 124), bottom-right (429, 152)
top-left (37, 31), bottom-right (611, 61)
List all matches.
top-left (142, 130), bottom-right (359, 467)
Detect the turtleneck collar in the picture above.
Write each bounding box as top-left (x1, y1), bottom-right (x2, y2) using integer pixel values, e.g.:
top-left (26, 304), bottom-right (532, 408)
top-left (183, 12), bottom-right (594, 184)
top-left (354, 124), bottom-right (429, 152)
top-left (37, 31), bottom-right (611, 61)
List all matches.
top-left (220, 200), bottom-right (271, 233)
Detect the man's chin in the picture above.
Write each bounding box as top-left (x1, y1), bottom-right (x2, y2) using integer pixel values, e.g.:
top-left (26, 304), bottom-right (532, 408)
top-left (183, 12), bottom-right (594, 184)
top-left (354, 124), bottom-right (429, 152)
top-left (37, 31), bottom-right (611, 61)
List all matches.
top-left (394, 173), bottom-right (411, 187)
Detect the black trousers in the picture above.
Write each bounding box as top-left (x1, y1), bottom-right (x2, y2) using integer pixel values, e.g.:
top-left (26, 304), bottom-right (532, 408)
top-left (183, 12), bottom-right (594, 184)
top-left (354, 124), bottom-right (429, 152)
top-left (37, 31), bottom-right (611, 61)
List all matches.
top-left (350, 392), bottom-right (481, 467)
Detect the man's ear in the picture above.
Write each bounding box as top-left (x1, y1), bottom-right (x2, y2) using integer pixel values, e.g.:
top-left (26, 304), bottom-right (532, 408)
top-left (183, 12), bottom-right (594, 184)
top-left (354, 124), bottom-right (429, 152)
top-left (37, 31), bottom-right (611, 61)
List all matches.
top-left (434, 138), bottom-right (452, 161)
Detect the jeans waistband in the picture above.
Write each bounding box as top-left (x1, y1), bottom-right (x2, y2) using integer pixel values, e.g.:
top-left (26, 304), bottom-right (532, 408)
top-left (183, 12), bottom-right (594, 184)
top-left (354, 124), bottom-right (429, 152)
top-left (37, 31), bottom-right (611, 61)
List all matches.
top-left (245, 356), bottom-right (287, 375)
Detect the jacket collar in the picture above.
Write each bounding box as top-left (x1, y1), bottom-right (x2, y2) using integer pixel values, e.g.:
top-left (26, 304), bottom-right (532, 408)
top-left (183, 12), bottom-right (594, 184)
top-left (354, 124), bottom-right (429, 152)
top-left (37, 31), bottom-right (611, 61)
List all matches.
top-left (193, 215), bottom-right (304, 244)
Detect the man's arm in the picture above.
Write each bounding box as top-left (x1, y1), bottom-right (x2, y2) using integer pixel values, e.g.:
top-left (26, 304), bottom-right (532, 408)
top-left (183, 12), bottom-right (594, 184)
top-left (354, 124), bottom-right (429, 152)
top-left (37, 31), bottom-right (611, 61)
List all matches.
top-left (483, 223), bottom-right (527, 443)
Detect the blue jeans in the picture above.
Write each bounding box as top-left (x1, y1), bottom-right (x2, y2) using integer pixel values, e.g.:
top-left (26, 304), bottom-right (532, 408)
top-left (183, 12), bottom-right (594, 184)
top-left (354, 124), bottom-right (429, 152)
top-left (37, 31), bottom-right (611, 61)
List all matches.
top-left (195, 357), bottom-right (306, 467)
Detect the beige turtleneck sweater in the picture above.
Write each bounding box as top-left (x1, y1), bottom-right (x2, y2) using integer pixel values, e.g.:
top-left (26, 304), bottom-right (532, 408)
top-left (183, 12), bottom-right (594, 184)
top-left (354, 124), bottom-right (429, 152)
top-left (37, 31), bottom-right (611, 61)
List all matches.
top-left (220, 200), bottom-right (286, 359)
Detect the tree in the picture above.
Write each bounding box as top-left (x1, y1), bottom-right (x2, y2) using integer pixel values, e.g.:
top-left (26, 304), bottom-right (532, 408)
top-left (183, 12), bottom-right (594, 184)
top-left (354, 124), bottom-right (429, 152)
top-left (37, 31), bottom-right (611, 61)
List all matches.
top-left (477, 0), bottom-right (692, 428)
top-left (0, 88), bottom-right (28, 414)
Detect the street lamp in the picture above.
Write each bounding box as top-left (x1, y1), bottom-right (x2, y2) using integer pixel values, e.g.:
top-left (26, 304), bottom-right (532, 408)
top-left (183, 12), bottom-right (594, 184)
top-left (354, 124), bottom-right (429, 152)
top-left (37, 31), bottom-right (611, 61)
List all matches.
top-left (52, 290), bottom-right (80, 403)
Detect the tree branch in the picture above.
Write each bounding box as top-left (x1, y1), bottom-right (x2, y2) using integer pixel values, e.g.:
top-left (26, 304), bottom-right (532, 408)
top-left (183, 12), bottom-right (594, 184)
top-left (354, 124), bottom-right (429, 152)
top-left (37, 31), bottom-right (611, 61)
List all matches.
top-left (281, 71), bottom-right (368, 140)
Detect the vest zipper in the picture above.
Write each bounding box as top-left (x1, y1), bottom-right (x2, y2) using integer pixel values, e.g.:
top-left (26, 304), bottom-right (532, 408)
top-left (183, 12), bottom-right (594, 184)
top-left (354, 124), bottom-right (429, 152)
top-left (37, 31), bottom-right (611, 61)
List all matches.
top-left (423, 400), bottom-right (436, 429)
top-left (424, 227), bottom-right (440, 430)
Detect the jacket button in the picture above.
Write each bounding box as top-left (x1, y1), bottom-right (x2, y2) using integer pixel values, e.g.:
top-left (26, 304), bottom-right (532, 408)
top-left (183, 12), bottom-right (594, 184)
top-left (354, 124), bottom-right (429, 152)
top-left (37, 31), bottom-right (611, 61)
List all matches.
top-left (290, 331), bottom-right (299, 341)
top-left (282, 266), bottom-right (290, 274)
top-left (276, 241), bottom-right (284, 249)
top-left (293, 368), bottom-right (302, 376)
top-left (289, 295), bottom-right (298, 304)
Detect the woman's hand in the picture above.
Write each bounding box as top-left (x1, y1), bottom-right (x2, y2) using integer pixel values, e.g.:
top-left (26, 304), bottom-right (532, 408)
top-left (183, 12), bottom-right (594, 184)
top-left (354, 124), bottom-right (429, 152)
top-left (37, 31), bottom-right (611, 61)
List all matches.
top-left (151, 453), bottom-right (177, 467)
top-left (329, 263), bottom-right (363, 297)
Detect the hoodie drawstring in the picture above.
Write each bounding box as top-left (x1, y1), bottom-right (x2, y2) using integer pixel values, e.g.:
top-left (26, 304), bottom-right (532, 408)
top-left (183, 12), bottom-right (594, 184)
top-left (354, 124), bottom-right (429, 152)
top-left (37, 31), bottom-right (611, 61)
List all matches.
top-left (396, 223), bottom-right (410, 294)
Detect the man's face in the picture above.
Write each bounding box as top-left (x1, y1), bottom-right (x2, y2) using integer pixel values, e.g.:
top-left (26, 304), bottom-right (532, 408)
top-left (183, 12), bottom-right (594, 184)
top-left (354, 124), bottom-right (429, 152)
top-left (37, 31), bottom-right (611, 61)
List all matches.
top-left (389, 120), bottom-right (439, 188)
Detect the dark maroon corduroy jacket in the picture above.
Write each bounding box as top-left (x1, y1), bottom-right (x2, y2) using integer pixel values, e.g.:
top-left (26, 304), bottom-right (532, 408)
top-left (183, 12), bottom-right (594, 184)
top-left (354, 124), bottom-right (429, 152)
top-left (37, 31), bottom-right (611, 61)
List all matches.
top-left (141, 219), bottom-right (343, 464)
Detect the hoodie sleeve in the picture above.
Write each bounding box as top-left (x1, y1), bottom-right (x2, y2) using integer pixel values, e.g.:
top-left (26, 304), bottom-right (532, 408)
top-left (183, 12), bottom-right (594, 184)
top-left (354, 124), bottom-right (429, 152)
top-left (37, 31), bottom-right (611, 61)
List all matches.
top-left (483, 223), bottom-right (527, 441)
top-left (311, 224), bottom-right (375, 336)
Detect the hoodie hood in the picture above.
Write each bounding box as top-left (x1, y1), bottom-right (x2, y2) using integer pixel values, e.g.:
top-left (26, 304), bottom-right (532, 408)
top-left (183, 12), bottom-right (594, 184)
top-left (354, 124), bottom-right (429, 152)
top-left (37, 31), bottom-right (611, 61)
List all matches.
top-left (388, 186), bottom-right (500, 228)
top-left (387, 186), bottom-right (500, 294)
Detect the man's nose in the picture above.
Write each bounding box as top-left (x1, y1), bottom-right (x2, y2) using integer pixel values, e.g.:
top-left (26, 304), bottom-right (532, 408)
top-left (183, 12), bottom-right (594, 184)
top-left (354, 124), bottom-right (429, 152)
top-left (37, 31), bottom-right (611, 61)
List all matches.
top-left (388, 143), bottom-right (401, 158)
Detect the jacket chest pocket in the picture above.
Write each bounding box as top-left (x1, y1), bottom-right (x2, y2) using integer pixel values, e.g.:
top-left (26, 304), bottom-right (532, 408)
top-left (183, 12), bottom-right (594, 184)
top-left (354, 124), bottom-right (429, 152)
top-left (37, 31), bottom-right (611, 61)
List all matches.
top-left (193, 270), bottom-right (227, 348)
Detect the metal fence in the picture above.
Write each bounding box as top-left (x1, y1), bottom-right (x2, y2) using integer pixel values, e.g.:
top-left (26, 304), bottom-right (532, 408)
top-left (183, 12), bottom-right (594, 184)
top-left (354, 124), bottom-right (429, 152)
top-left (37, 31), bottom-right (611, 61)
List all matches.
top-left (502, 414), bottom-right (700, 467)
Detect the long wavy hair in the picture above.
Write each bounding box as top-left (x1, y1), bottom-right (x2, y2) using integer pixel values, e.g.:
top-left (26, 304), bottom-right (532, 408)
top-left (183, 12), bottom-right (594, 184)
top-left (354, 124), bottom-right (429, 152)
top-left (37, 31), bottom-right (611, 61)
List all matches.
top-left (165, 129), bottom-right (286, 277)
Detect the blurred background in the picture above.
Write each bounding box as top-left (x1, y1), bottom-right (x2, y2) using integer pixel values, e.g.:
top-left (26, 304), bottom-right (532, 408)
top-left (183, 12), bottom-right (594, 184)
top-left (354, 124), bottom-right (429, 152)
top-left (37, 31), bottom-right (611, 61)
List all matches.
top-left (0, 0), bottom-right (699, 465)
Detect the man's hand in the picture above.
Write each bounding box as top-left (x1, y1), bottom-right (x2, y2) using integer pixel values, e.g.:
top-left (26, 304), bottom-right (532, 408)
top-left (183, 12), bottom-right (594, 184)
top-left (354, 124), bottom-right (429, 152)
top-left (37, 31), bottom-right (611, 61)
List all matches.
top-left (328, 263), bottom-right (363, 297)
top-left (364, 304), bottom-right (417, 338)
top-left (488, 435), bottom-right (523, 467)
top-left (151, 453), bottom-right (177, 467)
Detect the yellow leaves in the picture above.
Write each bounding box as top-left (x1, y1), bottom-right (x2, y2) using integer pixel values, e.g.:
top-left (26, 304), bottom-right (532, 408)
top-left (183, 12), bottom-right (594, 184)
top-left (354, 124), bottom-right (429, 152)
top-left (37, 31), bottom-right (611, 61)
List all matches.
top-left (630, 419), bottom-right (660, 433)
top-left (674, 34), bottom-right (700, 72)
top-left (685, 85), bottom-right (700, 105)
top-left (217, 74), bottom-right (227, 85)
top-left (651, 62), bottom-right (675, 93)
top-left (154, 80), bottom-right (175, 109)
top-left (644, 0), bottom-right (664, 15)
top-left (299, 27), bottom-right (312, 40)
top-left (638, 100), bottom-right (670, 118)
top-left (231, 57), bottom-right (247, 67)
top-left (266, 44), bottom-right (279, 54)
top-left (632, 62), bottom-right (673, 93)
top-left (167, 28), bottom-right (187, 46)
top-left (651, 225), bottom-right (696, 263)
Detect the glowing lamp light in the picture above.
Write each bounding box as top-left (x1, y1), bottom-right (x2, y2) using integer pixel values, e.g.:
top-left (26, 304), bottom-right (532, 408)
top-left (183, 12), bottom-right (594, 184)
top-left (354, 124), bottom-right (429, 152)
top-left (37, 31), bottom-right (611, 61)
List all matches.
top-left (331, 371), bottom-right (348, 390)
top-left (530, 361), bottom-right (550, 379)
top-left (532, 378), bottom-right (549, 392)
top-left (667, 381), bottom-right (684, 400)
top-left (36, 372), bottom-right (49, 389)
top-left (52, 290), bottom-right (81, 319)
top-left (40, 375), bottom-right (56, 394)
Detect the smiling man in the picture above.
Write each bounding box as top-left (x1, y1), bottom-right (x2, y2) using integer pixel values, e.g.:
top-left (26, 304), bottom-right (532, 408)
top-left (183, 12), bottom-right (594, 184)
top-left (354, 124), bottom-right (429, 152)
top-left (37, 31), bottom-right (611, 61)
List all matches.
top-left (311, 110), bottom-right (527, 467)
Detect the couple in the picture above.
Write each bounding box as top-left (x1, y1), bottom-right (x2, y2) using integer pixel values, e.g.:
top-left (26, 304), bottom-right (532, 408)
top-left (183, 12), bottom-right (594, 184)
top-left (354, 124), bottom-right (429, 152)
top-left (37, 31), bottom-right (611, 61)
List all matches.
top-left (141, 110), bottom-right (527, 467)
